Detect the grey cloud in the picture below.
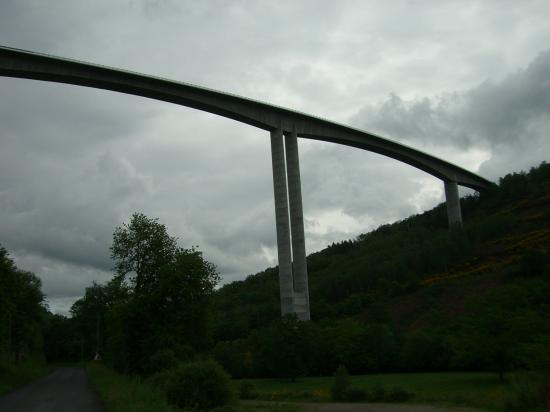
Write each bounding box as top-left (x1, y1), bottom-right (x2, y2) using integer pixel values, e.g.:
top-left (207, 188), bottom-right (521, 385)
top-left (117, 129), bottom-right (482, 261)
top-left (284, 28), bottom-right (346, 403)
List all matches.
top-left (11, 250), bottom-right (111, 315)
top-left (299, 140), bottom-right (436, 247)
top-left (350, 50), bottom-right (550, 179)
top-left (1, 1), bottom-right (550, 313)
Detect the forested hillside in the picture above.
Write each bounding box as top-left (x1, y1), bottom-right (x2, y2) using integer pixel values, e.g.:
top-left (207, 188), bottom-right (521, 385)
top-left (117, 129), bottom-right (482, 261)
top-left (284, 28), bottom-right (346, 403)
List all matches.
top-left (212, 162), bottom-right (550, 379)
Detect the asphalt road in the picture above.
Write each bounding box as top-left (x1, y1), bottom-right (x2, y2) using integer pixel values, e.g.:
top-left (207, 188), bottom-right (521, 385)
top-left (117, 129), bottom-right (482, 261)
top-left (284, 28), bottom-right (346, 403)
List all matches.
top-left (0, 367), bottom-right (105, 412)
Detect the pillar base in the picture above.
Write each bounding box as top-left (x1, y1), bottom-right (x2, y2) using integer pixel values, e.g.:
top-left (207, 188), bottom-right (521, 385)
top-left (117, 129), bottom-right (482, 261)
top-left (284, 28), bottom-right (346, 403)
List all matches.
top-left (444, 180), bottom-right (462, 228)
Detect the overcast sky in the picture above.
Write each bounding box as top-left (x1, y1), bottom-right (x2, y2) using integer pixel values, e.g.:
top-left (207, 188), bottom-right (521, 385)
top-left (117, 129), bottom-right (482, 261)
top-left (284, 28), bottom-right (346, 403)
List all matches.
top-left (1, 0), bottom-right (549, 314)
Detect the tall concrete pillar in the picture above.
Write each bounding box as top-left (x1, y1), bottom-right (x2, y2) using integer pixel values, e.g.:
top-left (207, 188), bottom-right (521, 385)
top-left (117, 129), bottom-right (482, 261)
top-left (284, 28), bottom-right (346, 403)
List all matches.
top-left (270, 127), bottom-right (294, 315)
top-left (444, 180), bottom-right (462, 227)
top-left (285, 129), bottom-right (310, 321)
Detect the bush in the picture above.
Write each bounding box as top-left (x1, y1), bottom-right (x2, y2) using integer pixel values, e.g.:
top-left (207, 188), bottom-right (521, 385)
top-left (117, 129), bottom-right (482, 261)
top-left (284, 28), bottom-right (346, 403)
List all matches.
top-left (238, 381), bottom-right (257, 399)
top-left (331, 365), bottom-right (349, 401)
top-left (149, 349), bottom-right (178, 374)
top-left (146, 369), bottom-right (172, 391)
top-left (344, 387), bottom-right (367, 402)
top-left (385, 386), bottom-right (414, 402)
top-left (519, 249), bottom-right (548, 277)
top-left (163, 359), bottom-right (233, 410)
top-left (504, 373), bottom-right (550, 411)
top-left (366, 383), bottom-right (386, 402)
top-left (86, 363), bottom-right (174, 412)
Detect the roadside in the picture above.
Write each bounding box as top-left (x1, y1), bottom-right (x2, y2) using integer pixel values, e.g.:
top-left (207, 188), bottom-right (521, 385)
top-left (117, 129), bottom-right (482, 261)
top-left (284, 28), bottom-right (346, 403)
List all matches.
top-left (0, 359), bottom-right (52, 395)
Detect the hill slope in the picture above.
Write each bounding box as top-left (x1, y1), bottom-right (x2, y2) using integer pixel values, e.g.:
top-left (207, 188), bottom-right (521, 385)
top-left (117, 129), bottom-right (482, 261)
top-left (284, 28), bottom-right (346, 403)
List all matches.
top-left (211, 162), bottom-right (550, 378)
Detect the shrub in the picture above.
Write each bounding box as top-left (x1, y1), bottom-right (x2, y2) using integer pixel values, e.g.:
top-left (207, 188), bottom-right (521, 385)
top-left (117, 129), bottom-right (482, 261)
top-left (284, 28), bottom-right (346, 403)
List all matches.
top-left (366, 383), bottom-right (386, 402)
top-left (519, 249), bottom-right (548, 277)
top-left (503, 373), bottom-right (549, 411)
top-left (164, 359), bottom-right (233, 410)
top-left (149, 349), bottom-right (178, 374)
top-left (331, 365), bottom-right (349, 401)
top-left (238, 381), bottom-right (257, 399)
top-left (0, 363), bottom-right (10, 374)
top-left (146, 369), bottom-right (172, 391)
top-left (344, 387), bottom-right (367, 402)
top-left (385, 386), bottom-right (414, 402)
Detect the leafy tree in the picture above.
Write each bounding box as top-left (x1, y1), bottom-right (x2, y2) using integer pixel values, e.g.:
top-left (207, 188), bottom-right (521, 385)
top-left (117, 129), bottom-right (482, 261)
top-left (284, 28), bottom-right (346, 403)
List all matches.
top-left (43, 313), bottom-right (80, 362)
top-left (0, 246), bottom-right (45, 363)
top-left (453, 286), bottom-right (545, 380)
top-left (111, 213), bottom-right (177, 293)
top-left (402, 330), bottom-right (453, 371)
top-left (99, 213), bottom-right (220, 373)
top-left (251, 315), bottom-right (308, 380)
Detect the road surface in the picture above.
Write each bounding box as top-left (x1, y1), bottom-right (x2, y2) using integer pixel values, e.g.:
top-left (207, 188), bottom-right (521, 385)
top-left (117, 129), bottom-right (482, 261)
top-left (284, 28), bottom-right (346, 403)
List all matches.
top-left (0, 367), bottom-right (104, 412)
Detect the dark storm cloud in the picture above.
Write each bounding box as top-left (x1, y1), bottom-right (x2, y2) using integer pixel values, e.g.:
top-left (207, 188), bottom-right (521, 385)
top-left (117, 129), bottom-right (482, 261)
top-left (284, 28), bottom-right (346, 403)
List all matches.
top-left (351, 50), bottom-right (550, 178)
top-left (0, 78), bottom-right (158, 272)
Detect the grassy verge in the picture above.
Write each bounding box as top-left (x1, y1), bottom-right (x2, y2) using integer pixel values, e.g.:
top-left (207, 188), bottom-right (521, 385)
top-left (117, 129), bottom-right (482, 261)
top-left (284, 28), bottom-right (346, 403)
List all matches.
top-left (86, 362), bottom-right (177, 412)
top-left (86, 362), bottom-right (301, 412)
top-left (234, 372), bottom-right (526, 411)
top-left (0, 358), bottom-right (52, 395)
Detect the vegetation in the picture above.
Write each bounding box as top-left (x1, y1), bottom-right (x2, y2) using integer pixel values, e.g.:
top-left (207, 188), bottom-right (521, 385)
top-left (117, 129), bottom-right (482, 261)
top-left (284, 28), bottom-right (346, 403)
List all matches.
top-left (212, 163), bottom-right (550, 386)
top-left (235, 372), bottom-right (534, 410)
top-left (1, 213), bottom-right (230, 409)
top-left (86, 362), bottom-right (177, 412)
top-left (0, 359), bottom-right (51, 395)
top-left (2, 162), bottom-right (550, 411)
top-left (72, 213), bottom-right (232, 410)
top-left (330, 365), bottom-right (349, 401)
top-left (157, 359), bottom-right (233, 410)
top-left (58, 213), bottom-right (221, 373)
top-left (0, 245), bottom-right (51, 394)
top-left (0, 246), bottom-right (46, 365)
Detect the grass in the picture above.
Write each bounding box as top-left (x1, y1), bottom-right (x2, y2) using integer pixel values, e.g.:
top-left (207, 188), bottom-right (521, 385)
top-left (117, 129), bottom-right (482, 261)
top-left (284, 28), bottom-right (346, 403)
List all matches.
top-left (240, 402), bottom-right (301, 412)
top-left (234, 372), bottom-right (531, 411)
top-left (0, 358), bottom-right (52, 395)
top-left (85, 364), bottom-right (548, 412)
top-left (86, 362), bottom-right (177, 412)
top-left (86, 362), bottom-right (301, 412)
top-left (86, 363), bottom-right (299, 412)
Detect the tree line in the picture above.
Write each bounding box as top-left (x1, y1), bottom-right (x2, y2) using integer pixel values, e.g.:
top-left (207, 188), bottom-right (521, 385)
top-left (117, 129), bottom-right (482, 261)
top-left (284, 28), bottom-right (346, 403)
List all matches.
top-left (0, 247), bottom-right (45, 365)
top-left (45, 213), bottom-right (220, 374)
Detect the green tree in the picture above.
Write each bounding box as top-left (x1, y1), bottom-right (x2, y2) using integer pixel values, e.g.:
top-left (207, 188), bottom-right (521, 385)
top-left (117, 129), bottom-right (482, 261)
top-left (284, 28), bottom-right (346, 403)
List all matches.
top-left (453, 286), bottom-right (544, 380)
top-left (104, 213), bottom-right (220, 373)
top-left (251, 315), bottom-right (308, 380)
top-left (0, 246), bottom-right (45, 363)
top-left (111, 213), bottom-right (177, 293)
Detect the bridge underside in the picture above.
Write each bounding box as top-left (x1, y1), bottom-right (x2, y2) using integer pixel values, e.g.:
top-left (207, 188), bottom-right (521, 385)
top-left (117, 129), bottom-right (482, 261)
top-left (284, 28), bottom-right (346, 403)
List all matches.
top-left (0, 45), bottom-right (494, 320)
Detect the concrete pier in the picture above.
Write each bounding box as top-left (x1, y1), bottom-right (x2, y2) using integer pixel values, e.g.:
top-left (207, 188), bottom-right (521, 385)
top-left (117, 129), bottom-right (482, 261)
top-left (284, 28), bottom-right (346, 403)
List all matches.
top-left (285, 129), bottom-right (310, 321)
top-left (444, 180), bottom-right (463, 227)
top-left (270, 127), bottom-right (295, 315)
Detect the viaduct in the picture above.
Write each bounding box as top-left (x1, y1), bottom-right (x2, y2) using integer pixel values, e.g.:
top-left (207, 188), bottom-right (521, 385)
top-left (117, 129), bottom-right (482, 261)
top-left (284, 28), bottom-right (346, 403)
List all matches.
top-left (0, 46), bottom-right (493, 321)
